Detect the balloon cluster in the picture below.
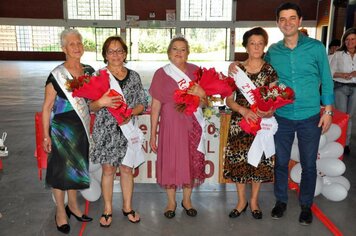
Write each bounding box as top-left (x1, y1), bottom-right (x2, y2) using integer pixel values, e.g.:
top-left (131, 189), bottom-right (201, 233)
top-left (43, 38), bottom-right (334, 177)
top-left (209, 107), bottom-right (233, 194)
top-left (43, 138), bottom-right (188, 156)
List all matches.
top-left (290, 124), bottom-right (350, 201)
top-left (80, 161), bottom-right (102, 202)
top-left (52, 160), bottom-right (102, 204)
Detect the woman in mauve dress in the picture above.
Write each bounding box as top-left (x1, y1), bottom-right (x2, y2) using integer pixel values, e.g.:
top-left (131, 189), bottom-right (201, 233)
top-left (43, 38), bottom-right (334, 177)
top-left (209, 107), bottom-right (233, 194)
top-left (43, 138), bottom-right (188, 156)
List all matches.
top-left (149, 36), bottom-right (207, 219)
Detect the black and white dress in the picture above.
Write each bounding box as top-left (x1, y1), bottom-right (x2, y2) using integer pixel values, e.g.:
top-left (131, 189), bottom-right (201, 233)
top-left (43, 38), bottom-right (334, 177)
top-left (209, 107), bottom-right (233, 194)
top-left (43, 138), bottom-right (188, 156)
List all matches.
top-left (90, 68), bottom-right (148, 166)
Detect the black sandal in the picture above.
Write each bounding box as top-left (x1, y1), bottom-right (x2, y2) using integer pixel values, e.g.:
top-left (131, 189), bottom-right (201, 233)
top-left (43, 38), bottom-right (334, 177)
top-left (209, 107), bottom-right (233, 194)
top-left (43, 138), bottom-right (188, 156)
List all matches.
top-left (122, 210), bottom-right (140, 223)
top-left (99, 213), bottom-right (112, 228)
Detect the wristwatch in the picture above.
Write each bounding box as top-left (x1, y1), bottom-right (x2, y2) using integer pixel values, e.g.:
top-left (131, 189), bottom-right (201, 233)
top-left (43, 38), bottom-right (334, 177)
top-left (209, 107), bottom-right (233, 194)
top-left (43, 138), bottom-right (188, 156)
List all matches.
top-left (323, 110), bottom-right (334, 116)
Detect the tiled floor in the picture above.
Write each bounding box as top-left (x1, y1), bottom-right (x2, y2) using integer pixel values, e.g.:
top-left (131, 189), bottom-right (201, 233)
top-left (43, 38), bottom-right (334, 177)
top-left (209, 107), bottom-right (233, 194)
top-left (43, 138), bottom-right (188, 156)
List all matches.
top-left (0, 60), bottom-right (355, 236)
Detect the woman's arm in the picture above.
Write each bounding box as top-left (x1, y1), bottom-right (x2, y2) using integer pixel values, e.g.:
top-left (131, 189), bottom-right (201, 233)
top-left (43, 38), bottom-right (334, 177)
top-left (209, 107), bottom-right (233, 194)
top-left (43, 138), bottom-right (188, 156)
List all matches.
top-left (89, 90), bottom-right (122, 112)
top-left (149, 98), bottom-right (161, 153)
top-left (333, 72), bottom-right (352, 80)
top-left (330, 52), bottom-right (352, 80)
top-left (41, 83), bottom-right (56, 153)
top-left (226, 93), bottom-right (258, 123)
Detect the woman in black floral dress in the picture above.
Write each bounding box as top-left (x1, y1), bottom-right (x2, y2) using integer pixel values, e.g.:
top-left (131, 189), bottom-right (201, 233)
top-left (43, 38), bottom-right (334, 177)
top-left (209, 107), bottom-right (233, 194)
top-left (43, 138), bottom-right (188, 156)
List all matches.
top-left (90, 36), bottom-right (148, 226)
top-left (224, 27), bottom-right (277, 220)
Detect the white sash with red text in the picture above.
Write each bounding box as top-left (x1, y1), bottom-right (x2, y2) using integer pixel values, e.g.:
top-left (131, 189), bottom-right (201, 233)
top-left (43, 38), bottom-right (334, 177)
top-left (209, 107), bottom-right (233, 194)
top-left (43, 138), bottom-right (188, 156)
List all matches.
top-left (105, 68), bottom-right (145, 168)
top-left (52, 64), bottom-right (91, 140)
top-left (163, 63), bottom-right (206, 154)
top-left (232, 65), bottom-right (277, 167)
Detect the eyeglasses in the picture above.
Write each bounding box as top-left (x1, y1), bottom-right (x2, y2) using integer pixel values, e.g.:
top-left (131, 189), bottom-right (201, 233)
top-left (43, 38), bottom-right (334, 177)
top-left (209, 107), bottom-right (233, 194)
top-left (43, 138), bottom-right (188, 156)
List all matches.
top-left (107, 49), bottom-right (125, 55)
top-left (172, 47), bottom-right (187, 53)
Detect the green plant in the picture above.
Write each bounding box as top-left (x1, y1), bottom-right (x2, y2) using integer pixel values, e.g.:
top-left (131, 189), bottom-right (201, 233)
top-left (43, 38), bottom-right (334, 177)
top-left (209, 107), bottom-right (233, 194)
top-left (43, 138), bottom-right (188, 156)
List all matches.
top-left (83, 38), bottom-right (96, 51)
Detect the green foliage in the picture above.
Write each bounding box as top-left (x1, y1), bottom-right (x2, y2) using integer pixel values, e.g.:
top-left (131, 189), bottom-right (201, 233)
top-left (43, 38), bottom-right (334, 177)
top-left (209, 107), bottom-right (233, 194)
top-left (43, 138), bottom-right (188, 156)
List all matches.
top-left (138, 40), bottom-right (167, 53)
top-left (83, 38), bottom-right (96, 52)
top-left (39, 44), bottom-right (61, 51)
top-left (190, 43), bottom-right (205, 53)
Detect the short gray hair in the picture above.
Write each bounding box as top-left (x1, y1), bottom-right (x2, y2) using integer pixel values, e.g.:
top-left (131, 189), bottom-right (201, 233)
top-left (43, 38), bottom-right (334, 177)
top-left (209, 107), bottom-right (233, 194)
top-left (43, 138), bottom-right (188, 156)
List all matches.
top-left (60, 29), bottom-right (82, 47)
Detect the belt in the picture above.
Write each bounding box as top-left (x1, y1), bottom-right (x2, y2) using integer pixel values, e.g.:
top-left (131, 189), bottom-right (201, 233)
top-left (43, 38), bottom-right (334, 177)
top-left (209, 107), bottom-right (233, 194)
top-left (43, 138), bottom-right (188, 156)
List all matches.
top-left (334, 81), bottom-right (356, 87)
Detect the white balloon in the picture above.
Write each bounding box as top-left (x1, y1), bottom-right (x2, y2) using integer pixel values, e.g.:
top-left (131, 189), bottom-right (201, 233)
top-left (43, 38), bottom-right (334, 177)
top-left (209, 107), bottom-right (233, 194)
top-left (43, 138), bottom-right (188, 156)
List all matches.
top-left (290, 163), bottom-right (302, 183)
top-left (318, 134), bottom-right (327, 150)
top-left (91, 167), bottom-right (103, 182)
top-left (323, 176), bottom-right (350, 191)
top-left (52, 192), bottom-right (68, 205)
top-left (80, 179), bottom-right (101, 202)
top-left (318, 142), bottom-right (343, 159)
top-left (321, 183), bottom-right (348, 201)
top-left (324, 124), bottom-right (342, 142)
top-left (89, 160), bottom-right (101, 172)
top-left (314, 176), bottom-right (323, 196)
top-left (291, 143), bottom-right (300, 162)
top-left (317, 158), bottom-right (346, 177)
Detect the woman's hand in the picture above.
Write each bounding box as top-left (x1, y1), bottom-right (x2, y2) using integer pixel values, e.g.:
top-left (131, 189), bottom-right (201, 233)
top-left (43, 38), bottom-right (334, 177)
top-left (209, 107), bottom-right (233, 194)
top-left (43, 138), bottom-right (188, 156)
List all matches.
top-left (342, 72), bottom-right (352, 80)
top-left (150, 135), bottom-right (158, 153)
top-left (228, 62), bottom-right (239, 76)
top-left (240, 107), bottom-right (259, 123)
top-left (350, 71), bottom-right (356, 78)
top-left (187, 83), bottom-right (206, 98)
top-left (99, 90), bottom-right (123, 109)
top-left (256, 107), bottom-right (275, 118)
top-left (43, 137), bottom-right (52, 153)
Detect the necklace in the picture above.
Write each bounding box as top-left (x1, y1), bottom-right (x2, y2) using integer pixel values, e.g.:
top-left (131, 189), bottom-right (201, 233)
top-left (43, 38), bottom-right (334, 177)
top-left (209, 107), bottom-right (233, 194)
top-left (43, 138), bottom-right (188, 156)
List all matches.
top-left (243, 60), bottom-right (264, 74)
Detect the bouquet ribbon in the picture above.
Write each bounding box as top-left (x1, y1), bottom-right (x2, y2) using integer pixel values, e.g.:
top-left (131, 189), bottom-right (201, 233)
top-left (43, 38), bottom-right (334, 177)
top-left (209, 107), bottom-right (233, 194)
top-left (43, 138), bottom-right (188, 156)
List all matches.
top-left (107, 69), bottom-right (145, 168)
top-left (247, 117), bottom-right (278, 167)
top-left (52, 65), bottom-right (91, 140)
top-left (163, 63), bottom-right (206, 154)
top-left (231, 66), bottom-right (277, 167)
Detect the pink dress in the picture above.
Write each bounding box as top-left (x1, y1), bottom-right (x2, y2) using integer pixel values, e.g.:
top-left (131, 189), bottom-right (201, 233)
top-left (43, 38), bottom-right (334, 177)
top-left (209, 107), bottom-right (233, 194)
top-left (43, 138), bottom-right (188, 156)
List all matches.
top-left (149, 63), bottom-right (206, 188)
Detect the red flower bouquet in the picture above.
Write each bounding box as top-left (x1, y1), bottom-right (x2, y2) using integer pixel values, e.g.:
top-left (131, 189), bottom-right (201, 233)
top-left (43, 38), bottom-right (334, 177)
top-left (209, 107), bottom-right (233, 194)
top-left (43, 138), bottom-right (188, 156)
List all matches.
top-left (65, 70), bottom-right (132, 124)
top-left (240, 85), bottom-right (294, 135)
top-left (173, 67), bottom-right (237, 115)
top-left (252, 85), bottom-right (295, 111)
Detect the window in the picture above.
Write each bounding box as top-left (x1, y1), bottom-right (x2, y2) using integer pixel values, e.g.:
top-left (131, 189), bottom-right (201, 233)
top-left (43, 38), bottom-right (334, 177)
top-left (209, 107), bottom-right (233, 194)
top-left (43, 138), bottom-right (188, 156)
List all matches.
top-left (67, 0), bottom-right (120, 20)
top-left (0, 25), bottom-right (63, 51)
top-left (234, 27), bottom-right (316, 52)
top-left (75, 27), bottom-right (120, 61)
top-left (182, 28), bottom-right (229, 61)
top-left (181, 0), bottom-right (232, 21)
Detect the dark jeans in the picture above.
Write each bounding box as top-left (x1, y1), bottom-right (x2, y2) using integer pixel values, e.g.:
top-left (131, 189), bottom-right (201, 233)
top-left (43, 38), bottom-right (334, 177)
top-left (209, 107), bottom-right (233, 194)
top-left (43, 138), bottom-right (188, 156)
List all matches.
top-left (274, 113), bottom-right (321, 207)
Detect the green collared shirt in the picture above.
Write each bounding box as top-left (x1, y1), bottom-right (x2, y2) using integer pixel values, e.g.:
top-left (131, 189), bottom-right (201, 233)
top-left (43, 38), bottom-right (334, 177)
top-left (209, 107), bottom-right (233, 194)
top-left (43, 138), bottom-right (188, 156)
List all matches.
top-left (265, 33), bottom-right (334, 120)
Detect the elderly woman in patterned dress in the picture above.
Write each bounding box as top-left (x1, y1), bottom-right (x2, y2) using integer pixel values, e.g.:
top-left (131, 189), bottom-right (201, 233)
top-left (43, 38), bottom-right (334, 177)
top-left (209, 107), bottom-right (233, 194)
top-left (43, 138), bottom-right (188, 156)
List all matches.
top-left (225, 27), bottom-right (277, 220)
top-left (89, 36), bottom-right (148, 227)
top-left (42, 29), bottom-right (94, 234)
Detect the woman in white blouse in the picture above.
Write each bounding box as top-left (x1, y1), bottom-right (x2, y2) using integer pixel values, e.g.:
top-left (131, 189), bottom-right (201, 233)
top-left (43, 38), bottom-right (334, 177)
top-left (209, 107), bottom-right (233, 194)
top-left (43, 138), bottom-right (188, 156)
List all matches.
top-left (330, 27), bottom-right (356, 154)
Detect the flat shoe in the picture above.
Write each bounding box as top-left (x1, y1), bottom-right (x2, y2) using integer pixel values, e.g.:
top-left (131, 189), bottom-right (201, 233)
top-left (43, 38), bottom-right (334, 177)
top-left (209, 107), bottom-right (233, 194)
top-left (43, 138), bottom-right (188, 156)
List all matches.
top-left (122, 210), bottom-right (140, 223)
top-left (251, 210), bottom-right (263, 219)
top-left (229, 202), bottom-right (248, 218)
top-left (164, 209), bottom-right (176, 219)
top-left (99, 213), bottom-right (112, 228)
top-left (181, 201), bottom-right (197, 217)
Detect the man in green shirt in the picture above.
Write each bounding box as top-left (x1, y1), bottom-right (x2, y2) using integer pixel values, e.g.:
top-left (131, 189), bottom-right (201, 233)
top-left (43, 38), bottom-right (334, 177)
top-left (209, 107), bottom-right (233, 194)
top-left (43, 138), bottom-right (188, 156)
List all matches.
top-left (265, 2), bottom-right (334, 225)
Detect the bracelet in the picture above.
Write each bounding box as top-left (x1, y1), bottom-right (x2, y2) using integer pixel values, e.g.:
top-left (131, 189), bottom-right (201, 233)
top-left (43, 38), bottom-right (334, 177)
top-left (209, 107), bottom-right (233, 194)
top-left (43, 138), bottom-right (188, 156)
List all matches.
top-left (323, 110), bottom-right (334, 116)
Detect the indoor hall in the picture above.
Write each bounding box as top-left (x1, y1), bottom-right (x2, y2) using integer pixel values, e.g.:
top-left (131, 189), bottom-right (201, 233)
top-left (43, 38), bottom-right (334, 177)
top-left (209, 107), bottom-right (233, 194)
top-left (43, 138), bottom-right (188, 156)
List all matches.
top-left (0, 60), bottom-right (356, 236)
top-left (1, 0), bottom-right (356, 235)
